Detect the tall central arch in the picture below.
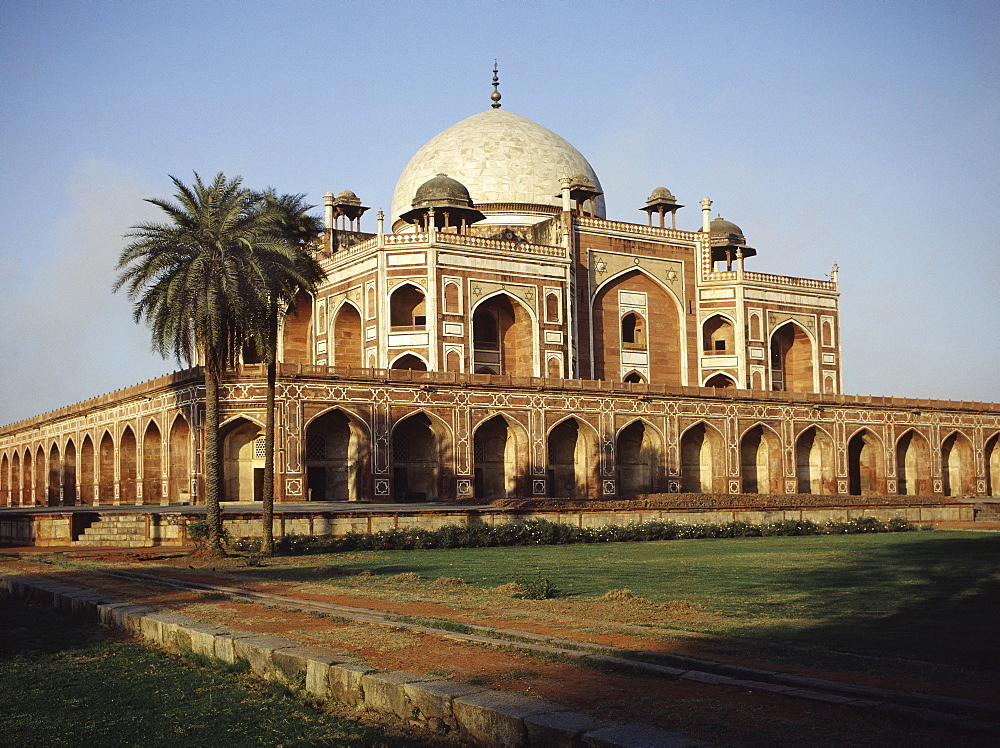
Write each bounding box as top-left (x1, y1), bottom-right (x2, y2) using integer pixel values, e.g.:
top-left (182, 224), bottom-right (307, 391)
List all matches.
top-left (770, 322), bottom-right (814, 393)
top-left (472, 293), bottom-right (535, 376)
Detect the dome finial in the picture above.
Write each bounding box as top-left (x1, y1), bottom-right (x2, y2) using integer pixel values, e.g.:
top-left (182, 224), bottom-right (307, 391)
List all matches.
top-left (490, 61), bottom-right (501, 109)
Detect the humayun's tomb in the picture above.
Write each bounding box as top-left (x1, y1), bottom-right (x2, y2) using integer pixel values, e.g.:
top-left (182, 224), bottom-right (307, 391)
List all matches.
top-left (1, 80), bottom-right (998, 546)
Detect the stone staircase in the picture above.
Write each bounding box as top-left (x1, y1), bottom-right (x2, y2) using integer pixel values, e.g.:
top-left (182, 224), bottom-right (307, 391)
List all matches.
top-left (74, 515), bottom-right (151, 547)
top-left (974, 503), bottom-right (1000, 522)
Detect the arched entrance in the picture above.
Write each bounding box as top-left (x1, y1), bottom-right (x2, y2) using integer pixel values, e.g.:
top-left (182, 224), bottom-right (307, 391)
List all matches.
top-left (848, 429), bottom-right (884, 496)
top-left (472, 294), bottom-right (534, 376)
top-left (796, 427), bottom-right (834, 494)
top-left (47, 443), bottom-right (60, 506)
top-left (99, 432), bottom-right (114, 503)
top-left (547, 418), bottom-right (597, 498)
top-left (119, 427), bottom-right (138, 504)
top-left (741, 425), bottom-right (781, 494)
top-left (473, 415), bottom-right (528, 499)
top-left (896, 430), bottom-right (931, 495)
top-left (617, 420), bottom-right (661, 495)
top-left (168, 416), bottom-right (191, 503)
top-left (703, 315), bottom-right (735, 355)
top-left (680, 423), bottom-right (723, 493)
top-left (281, 290), bottom-right (313, 363)
top-left (389, 284), bottom-right (426, 327)
top-left (986, 434), bottom-right (1000, 497)
top-left (142, 421), bottom-right (162, 505)
top-left (392, 413), bottom-right (447, 501)
top-left (80, 435), bottom-right (95, 505)
top-left (63, 439), bottom-right (77, 505)
top-left (11, 452), bottom-right (20, 506)
top-left (332, 303), bottom-right (363, 368)
top-left (941, 432), bottom-right (974, 496)
top-left (770, 322), bottom-right (814, 393)
top-left (305, 409), bottom-right (369, 501)
top-left (0, 453), bottom-right (8, 506)
top-left (222, 419), bottom-right (264, 501)
top-left (22, 449), bottom-right (33, 505)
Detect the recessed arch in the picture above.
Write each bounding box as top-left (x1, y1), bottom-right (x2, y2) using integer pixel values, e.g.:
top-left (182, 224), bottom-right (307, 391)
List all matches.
top-left (591, 265), bottom-right (682, 306)
top-left (704, 373), bottom-right (736, 388)
top-left (621, 311), bottom-right (646, 348)
top-left (769, 321), bottom-right (815, 393)
top-left (220, 417), bottom-right (264, 501)
top-left (623, 370), bottom-right (646, 384)
top-left (471, 291), bottom-right (537, 377)
top-left (281, 289), bottom-right (313, 364)
top-left (547, 416), bottom-right (599, 498)
top-left (142, 419), bottom-right (162, 505)
top-left (11, 451), bottom-right (21, 506)
top-left (796, 425), bottom-right (835, 494)
top-left (0, 452), bottom-right (8, 506)
top-left (617, 418), bottom-right (663, 495)
top-left (62, 438), bottom-right (77, 506)
top-left (680, 421), bottom-right (725, 493)
top-left (168, 414), bottom-right (191, 504)
top-left (47, 442), bottom-right (61, 506)
top-left (80, 433), bottom-right (95, 505)
top-left (389, 282), bottom-right (427, 327)
top-left (305, 407), bottom-right (371, 501)
top-left (896, 429), bottom-right (931, 495)
top-left (740, 424), bottom-right (782, 494)
top-left (391, 410), bottom-right (452, 501)
top-left (389, 352), bottom-right (428, 371)
top-left (444, 281), bottom-right (460, 314)
top-left (473, 413), bottom-right (529, 499)
top-left (702, 314), bottom-right (736, 354)
top-left (848, 428), bottom-right (885, 496)
top-left (22, 448), bottom-right (33, 505)
top-left (985, 432), bottom-right (1000, 497)
top-left (98, 430), bottom-right (114, 503)
top-left (941, 430), bottom-right (974, 496)
top-left (119, 426), bottom-right (138, 503)
top-left (331, 300), bottom-right (363, 368)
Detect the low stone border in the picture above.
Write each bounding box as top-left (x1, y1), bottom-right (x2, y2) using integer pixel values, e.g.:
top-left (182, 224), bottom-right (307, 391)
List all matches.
top-left (1, 573), bottom-right (700, 747)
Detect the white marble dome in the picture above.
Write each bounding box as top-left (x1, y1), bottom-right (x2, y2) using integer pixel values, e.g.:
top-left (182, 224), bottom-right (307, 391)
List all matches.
top-left (391, 109), bottom-right (604, 231)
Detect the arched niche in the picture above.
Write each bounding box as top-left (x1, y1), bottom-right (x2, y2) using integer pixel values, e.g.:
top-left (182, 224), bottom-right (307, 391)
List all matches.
top-left (390, 353), bottom-right (428, 371)
top-left (941, 431), bottom-right (974, 496)
top-left (444, 282), bottom-right (460, 314)
top-left (623, 370), bottom-right (646, 384)
top-left (391, 412), bottom-right (450, 501)
top-left (702, 314), bottom-right (735, 354)
top-left (621, 311), bottom-right (646, 348)
top-left (796, 426), bottom-right (834, 495)
top-left (220, 418), bottom-right (264, 501)
top-left (62, 439), bottom-right (77, 506)
top-left (11, 452), bottom-right (21, 506)
top-left (896, 430), bottom-right (931, 495)
top-left (472, 293), bottom-right (535, 377)
top-left (741, 425), bottom-right (782, 494)
top-left (0, 453), bottom-right (8, 506)
top-left (119, 427), bottom-right (138, 504)
top-left (617, 420), bottom-right (662, 495)
top-left (142, 420), bottom-right (162, 505)
top-left (22, 448), bottom-right (33, 505)
top-left (986, 433), bottom-right (1000, 497)
top-left (680, 422), bottom-right (724, 493)
top-left (705, 373), bottom-right (736, 389)
top-left (545, 292), bottom-right (559, 323)
top-left (168, 415), bottom-right (191, 504)
top-left (389, 283), bottom-right (426, 328)
top-left (473, 414), bottom-right (529, 499)
top-left (98, 431), bottom-right (114, 503)
top-left (332, 302), bottom-right (363, 368)
top-left (47, 442), bottom-right (60, 506)
top-left (848, 429), bottom-right (885, 496)
top-left (80, 434), bottom-right (95, 505)
top-left (282, 289), bottom-right (313, 364)
top-left (305, 409), bottom-right (370, 501)
top-left (547, 417), bottom-right (599, 498)
top-left (770, 322), bottom-right (814, 393)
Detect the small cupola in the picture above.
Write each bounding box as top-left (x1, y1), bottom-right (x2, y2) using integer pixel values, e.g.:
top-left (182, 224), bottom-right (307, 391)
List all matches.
top-left (399, 174), bottom-right (486, 232)
top-left (327, 190), bottom-right (370, 231)
top-left (640, 187), bottom-right (684, 229)
top-left (709, 215), bottom-right (757, 270)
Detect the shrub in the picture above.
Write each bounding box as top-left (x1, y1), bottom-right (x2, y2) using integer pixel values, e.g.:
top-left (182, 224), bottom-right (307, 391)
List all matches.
top-left (511, 574), bottom-right (560, 599)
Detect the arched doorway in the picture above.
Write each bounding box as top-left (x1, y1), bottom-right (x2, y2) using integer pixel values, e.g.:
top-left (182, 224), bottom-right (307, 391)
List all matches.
top-left (770, 322), bottom-right (814, 393)
top-left (473, 415), bottom-right (527, 499)
top-left (472, 294), bottom-right (534, 376)
top-left (896, 430), bottom-right (931, 495)
top-left (332, 303), bottom-right (363, 368)
top-left (99, 432), bottom-right (114, 503)
top-left (169, 416), bottom-right (191, 503)
top-left (34, 446), bottom-right (44, 505)
top-left (941, 432), bottom-right (974, 496)
top-left (142, 422), bottom-right (162, 504)
top-left (11, 452), bottom-right (20, 506)
top-left (80, 435), bottom-right (95, 505)
top-left (680, 423), bottom-right (723, 493)
top-left (617, 420), bottom-right (661, 495)
top-left (119, 427), bottom-right (138, 503)
top-left (702, 315), bottom-right (735, 355)
top-left (222, 419), bottom-right (264, 501)
top-left (741, 425), bottom-right (781, 494)
top-left (0, 453), bottom-right (8, 506)
top-left (47, 443), bottom-right (60, 506)
top-left (848, 429), bottom-right (884, 496)
top-left (63, 439), bottom-right (77, 505)
top-left (547, 418), bottom-right (597, 498)
top-left (389, 284), bottom-right (426, 327)
top-left (796, 427), bottom-right (834, 494)
top-left (305, 409), bottom-right (368, 501)
top-left (22, 449), bottom-right (33, 505)
top-left (392, 413), bottom-right (447, 501)
top-left (986, 434), bottom-right (1000, 497)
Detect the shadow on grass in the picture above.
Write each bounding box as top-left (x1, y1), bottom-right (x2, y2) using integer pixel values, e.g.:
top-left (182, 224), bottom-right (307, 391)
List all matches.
top-left (743, 533), bottom-right (1000, 669)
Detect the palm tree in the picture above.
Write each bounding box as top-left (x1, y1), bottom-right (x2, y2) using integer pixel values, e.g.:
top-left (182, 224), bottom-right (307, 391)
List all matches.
top-left (254, 191), bottom-right (326, 555)
top-left (115, 173), bottom-right (304, 554)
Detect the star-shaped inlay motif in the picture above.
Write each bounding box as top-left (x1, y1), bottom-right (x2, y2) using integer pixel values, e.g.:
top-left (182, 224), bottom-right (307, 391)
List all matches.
top-left (472, 285), bottom-right (482, 297)
top-left (594, 258), bottom-right (607, 274)
top-left (524, 289), bottom-right (535, 303)
top-left (665, 268), bottom-right (678, 281)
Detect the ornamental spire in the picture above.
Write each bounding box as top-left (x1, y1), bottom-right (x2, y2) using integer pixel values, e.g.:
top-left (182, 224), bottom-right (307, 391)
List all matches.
top-left (490, 61), bottom-right (501, 109)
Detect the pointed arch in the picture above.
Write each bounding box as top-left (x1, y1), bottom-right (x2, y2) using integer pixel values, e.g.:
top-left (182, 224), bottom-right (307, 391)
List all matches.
top-left (80, 433), bottom-right (95, 505)
top-left (702, 314), bottom-right (736, 354)
top-left (220, 417), bottom-right (264, 501)
top-left (796, 425), bottom-right (834, 494)
top-left (740, 424), bottom-right (782, 494)
top-left (281, 289), bottom-right (313, 364)
top-left (680, 421), bottom-right (725, 493)
top-left (592, 268), bottom-right (684, 386)
top-left (896, 430), bottom-right (931, 495)
top-left (848, 428), bottom-right (885, 496)
top-left (547, 416), bottom-right (600, 498)
top-left (46, 442), bottom-right (61, 506)
top-left (142, 419), bottom-right (162, 505)
top-left (391, 410), bottom-right (452, 501)
top-left (304, 407), bottom-right (371, 501)
top-left (168, 414), bottom-right (192, 503)
top-left (34, 445), bottom-right (45, 506)
top-left (119, 426), bottom-right (138, 503)
top-left (617, 418), bottom-right (663, 495)
top-left (62, 438), bottom-right (77, 505)
top-left (941, 431), bottom-right (974, 496)
top-left (444, 281), bottom-right (460, 314)
top-left (704, 373), bottom-right (736, 388)
top-left (985, 432), bottom-right (1000, 497)
top-left (389, 282), bottom-right (427, 327)
top-left (471, 291), bottom-right (537, 377)
top-left (0, 452), bottom-right (8, 506)
top-left (623, 370), bottom-right (646, 384)
top-left (332, 300), bottom-right (363, 368)
top-left (621, 311), bottom-right (646, 348)
top-left (98, 430), bottom-right (114, 503)
top-left (770, 321), bottom-right (815, 393)
top-left (11, 451), bottom-right (21, 506)
top-left (473, 413), bottom-right (530, 499)
top-left (389, 352), bottom-right (428, 371)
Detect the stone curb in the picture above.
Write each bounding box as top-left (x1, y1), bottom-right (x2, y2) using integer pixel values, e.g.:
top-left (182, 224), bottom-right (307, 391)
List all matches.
top-left (0, 573), bottom-right (700, 747)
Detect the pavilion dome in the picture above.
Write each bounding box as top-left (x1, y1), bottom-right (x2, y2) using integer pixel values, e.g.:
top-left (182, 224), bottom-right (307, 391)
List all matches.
top-left (391, 108), bottom-right (604, 231)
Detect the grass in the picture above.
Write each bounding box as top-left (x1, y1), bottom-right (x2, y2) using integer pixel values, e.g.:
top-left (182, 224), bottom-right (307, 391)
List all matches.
top-left (0, 593), bottom-right (436, 747)
top-left (242, 530), bottom-right (1000, 669)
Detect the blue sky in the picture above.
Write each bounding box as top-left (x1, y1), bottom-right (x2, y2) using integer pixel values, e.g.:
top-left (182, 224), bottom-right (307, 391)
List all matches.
top-left (1, 0), bottom-right (997, 425)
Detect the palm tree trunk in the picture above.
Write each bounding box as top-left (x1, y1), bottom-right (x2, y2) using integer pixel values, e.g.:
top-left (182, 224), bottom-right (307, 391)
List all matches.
top-left (262, 306), bottom-right (279, 555)
top-left (203, 366), bottom-right (224, 555)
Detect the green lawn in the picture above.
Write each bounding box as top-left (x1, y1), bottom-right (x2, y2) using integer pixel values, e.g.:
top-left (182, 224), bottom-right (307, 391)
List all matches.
top-left (0, 593), bottom-right (434, 748)
top-left (288, 530), bottom-right (1000, 669)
